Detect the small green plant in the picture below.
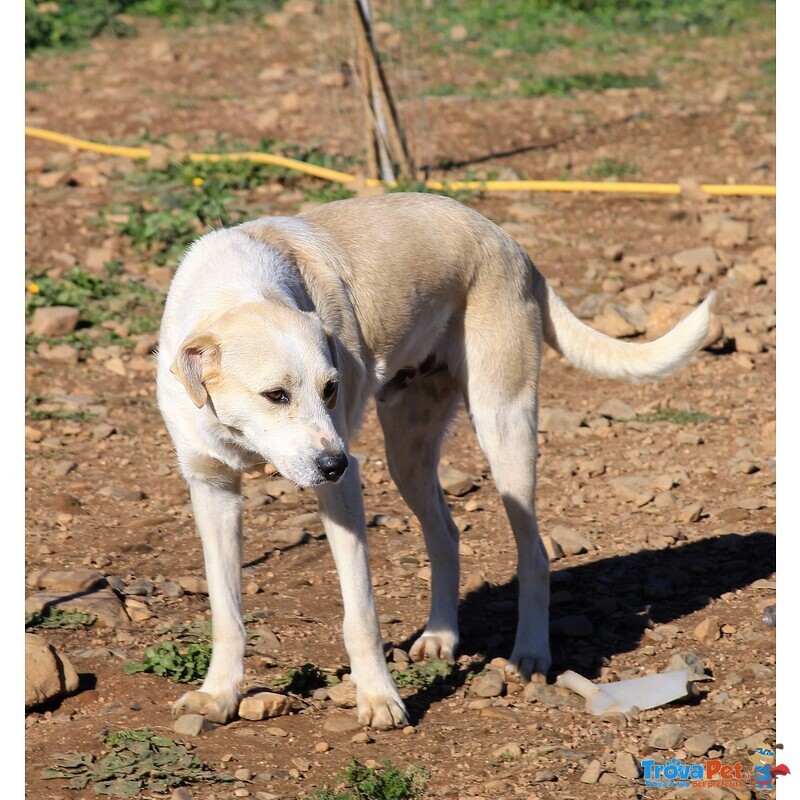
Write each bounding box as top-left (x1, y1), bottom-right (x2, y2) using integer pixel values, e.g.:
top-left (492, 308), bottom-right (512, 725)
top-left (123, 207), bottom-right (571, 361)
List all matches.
top-left (388, 177), bottom-right (480, 204)
top-left (307, 758), bottom-right (429, 800)
top-left (390, 659), bottom-right (454, 690)
top-left (25, 407), bottom-right (99, 422)
top-left (633, 408), bottom-right (712, 425)
top-left (42, 728), bottom-right (234, 796)
top-left (272, 662), bottom-right (333, 694)
top-left (517, 71), bottom-right (660, 97)
top-left (584, 157), bottom-right (640, 179)
top-left (26, 608), bottom-right (97, 630)
top-left (123, 641), bottom-right (212, 683)
top-left (302, 184), bottom-right (356, 204)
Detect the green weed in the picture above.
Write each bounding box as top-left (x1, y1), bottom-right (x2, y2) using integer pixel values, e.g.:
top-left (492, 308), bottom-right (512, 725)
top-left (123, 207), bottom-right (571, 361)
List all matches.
top-left (42, 728), bottom-right (234, 796)
top-left (307, 758), bottom-right (429, 800)
top-left (517, 71), bottom-right (660, 97)
top-left (584, 157), bottom-right (640, 179)
top-left (391, 659), bottom-right (455, 690)
top-left (25, 407), bottom-right (99, 422)
top-left (302, 184), bottom-right (356, 204)
top-left (388, 177), bottom-right (480, 204)
top-left (123, 641), bottom-right (212, 683)
top-left (634, 408), bottom-right (712, 425)
top-left (26, 608), bottom-right (98, 630)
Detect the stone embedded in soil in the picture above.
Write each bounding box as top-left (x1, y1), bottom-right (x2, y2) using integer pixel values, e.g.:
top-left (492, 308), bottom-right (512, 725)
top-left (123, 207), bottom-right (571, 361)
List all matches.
top-left (678, 502), bottom-right (704, 523)
top-left (25, 587), bottom-right (129, 628)
top-left (550, 525), bottom-right (594, 555)
top-left (250, 627), bottom-right (282, 653)
top-left (173, 714), bottom-right (214, 736)
top-left (30, 305), bottom-right (80, 336)
top-left (580, 760), bottom-right (603, 783)
top-left (615, 751), bottom-right (642, 779)
top-left (541, 535), bottom-right (565, 561)
top-left (538, 407), bottom-right (585, 432)
top-left (98, 485), bottom-right (146, 501)
top-left (326, 681), bottom-right (358, 708)
top-left (671, 246), bottom-right (723, 274)
top-left (480, 706), bottom-right (520, 723)
top-left (25, 633), bottom-right (79, 708)
top-left (47, 492), bottom-right (89, 515)
top-left (470, 670), bottom-right (505, 697)
top-left (322, 715), bottom-right (361, 734)
top-left (438, 465), bottom-right (476, 496)
top-left (684, 732), bottom-right (716, 756)
top-left (492, 742), bottom-right (522, 760)
top-left (238, 692), bottom-right (292, 721)
top-left (694, 617), bottom-right (721, 643)
top-left (26, 569), bottom-right (106, 592)
top-left (597, 398), bottom-right (637, 420)
top-left (650, 723), bottom-right (685, 749)
top-left (178, 575), bottom-right (209, 595)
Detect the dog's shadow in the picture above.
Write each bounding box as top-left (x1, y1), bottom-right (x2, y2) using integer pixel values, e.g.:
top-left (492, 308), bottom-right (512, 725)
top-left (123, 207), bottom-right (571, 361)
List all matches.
top-left (395, 529), bottom-right (775, 724)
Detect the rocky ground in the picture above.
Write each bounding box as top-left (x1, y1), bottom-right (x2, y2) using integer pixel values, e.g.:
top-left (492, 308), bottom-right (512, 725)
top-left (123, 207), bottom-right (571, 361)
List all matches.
top-left (25, 2), bottom-right (776, 799)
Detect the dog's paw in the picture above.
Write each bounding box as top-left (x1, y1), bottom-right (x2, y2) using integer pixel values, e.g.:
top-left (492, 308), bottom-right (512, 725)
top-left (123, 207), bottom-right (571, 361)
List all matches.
top-left (505, 651), bottom-right (550, 685)
top-left (409, 632), bottom-right (458, 662)
top-left (171, 690), bottom-right (239, 724)
top-left (356, 689), bottom-right (409, 730)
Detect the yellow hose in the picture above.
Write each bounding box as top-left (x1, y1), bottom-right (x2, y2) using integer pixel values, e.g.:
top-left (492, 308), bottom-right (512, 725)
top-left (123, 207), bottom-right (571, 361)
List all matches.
top-left (25, 125), bottom-right (776, 197)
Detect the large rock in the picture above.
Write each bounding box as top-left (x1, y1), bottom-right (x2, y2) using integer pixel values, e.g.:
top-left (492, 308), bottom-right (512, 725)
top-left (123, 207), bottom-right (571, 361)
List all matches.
top-left (30, 306), bottom-right (80, 336)
top-left (25, 588), bottom-right (129, 628)
top-left (538, 407), bottom-right (585, 432)
top-left (26, 569), bottom-right (106, 593)
top-left (326, 681), bottom-right (358, 708)
top-left (438, 466), bottom-right (476, 497)
top-left (25, 633), bottom-right (79, 708)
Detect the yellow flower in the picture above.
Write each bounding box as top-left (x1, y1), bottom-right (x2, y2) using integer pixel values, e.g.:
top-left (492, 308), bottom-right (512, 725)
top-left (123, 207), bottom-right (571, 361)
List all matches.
top-left (192, 177), bottom-right (204, 187)
top-left (27, 282), bottom-right (40, 294)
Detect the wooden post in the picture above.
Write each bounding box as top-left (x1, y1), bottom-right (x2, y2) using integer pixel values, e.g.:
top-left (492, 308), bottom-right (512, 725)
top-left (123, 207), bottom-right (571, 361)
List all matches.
top-left (351, 0), bottom-right (412, 180)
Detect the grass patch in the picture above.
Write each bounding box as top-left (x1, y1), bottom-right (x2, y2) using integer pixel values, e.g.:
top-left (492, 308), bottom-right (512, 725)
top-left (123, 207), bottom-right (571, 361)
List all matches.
top-left (391, 659), bottom-right (455, 690)
top-left (584, 157), bottom-right (640, 179)
top-left (42, 728), bottom-right (234, 796)
top-left (26, 608), bottom-right (97, 630)
top-left (634, 408), bottom-right (712, 425)
top-left (307, 758), bottom-right (429, 800)
top-left (25, 266), bottom-right (164, 335)
top-left (26, 0), bottom-right (285, 54)
top-left (123, 641), bottom-right (212, 683)
top-left (517, 71), bottom-right (660, 97)
top-left (25, 406), bottom-right (99, 422)
top-left (388, 177), bottom-right (481, 204)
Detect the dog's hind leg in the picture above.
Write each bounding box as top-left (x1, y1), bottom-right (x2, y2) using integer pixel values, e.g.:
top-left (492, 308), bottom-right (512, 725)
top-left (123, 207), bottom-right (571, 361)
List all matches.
top-left (377, 371), bottom-right (462, 663)
top-left (172, 469), bottom-right (245, 723)
top-left (465, 303), bottom-right (551, 684)
top-left (316, 456), bottom-right (409, 730)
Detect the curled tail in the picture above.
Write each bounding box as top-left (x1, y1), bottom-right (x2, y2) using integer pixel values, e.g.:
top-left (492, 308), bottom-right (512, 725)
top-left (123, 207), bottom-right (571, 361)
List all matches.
top-left (534, 274), bottom-right (713, 382)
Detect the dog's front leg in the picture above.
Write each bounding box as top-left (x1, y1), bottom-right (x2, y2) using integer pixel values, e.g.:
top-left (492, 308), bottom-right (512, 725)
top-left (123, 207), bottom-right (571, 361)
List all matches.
top-left (172, 472), bottom-right (245, 724)
top-left (316, 461), bottom-right (409, 730)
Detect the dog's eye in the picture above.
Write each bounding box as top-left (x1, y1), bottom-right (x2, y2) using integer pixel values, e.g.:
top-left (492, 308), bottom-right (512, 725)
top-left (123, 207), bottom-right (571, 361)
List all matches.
top-left (322, 381), bottom-right (338, 401)
top-left (262, 389), bottom-right (289, 404)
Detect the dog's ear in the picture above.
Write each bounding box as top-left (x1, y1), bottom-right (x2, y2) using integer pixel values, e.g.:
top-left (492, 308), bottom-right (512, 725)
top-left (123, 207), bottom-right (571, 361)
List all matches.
top-left (322, 323), bottom-right (340, 410)
top-left (170, 332), bottom-right (221, 408)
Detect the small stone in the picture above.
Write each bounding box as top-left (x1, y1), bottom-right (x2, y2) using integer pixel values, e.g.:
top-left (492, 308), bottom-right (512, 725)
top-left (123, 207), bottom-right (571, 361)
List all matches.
top-left (597, 398), bottom-right (637, 420)
top-left (735, 333), bottom-right (765, 354)
top-left (173, 714), bottom-right (213, 736)
top-left (31, 306), bottom-right (80, 336)
top-left (238, 692), bottom-right (292, 720)
top-left (322, 715), bottom-right (361, 734)
top-left (650, 723), bottom-right (684, 749)
top-left (550, 525), bottom-right (594, 555)
top-left (326, 681), bottom-right (357, 709)
top-left (480, 706), bottom-right (520, 723)
top-left (234, 768), bottom-right (252, 781)
top-left (464, 571), bottom-right (488, 594)
top-left (534, 769), bottom-right (557, 782)
top-left (265, 726), bottom-right (289, 737)
top-left (684, 732), bottom-right (716, 756)
top-left (714, 217), bottom-right (750, 248)
top-left (672, 246), bottom-right (723, 274)
top-left (250, 627), bottom-right (282, 653)
top-left (679, 502), bottom-right (704, 523)
top-left (694, 617), bottom-right (721, 643)
top-left (178, 576), bottom-right (209, 595)
top-left (541, 535), bottom-right (564, 561)
top-left (470, 670), bottom-right (505, 697)
top-left (580, 760), bottom-right (603, 783)
top-left (438, 466), bottom-right (476, 496)
top-left (538, 407), bottom-right (585, 432)
top-left (314, 741), bottom-right (330, 753)
top-left (351, 731), bottom-right (373, 744)
top-left (492, 742), bottom-right (522, 760)
top-left (615, 751), bottom-right (641, 779)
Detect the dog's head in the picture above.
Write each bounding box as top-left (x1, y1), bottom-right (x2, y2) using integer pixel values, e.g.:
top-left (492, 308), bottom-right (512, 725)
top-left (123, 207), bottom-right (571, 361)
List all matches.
top-left (171, 301), bottom-right (347, 488)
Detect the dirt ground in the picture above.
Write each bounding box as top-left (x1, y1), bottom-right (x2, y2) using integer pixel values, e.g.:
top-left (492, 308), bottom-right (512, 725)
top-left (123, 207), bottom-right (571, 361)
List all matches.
top-left (24, 3), bottom-right (777, 799)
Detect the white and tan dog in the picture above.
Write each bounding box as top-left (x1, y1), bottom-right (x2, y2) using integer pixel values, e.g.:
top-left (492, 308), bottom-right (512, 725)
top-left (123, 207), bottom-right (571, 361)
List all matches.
top-left (157, 192), bottom-right (712, 730)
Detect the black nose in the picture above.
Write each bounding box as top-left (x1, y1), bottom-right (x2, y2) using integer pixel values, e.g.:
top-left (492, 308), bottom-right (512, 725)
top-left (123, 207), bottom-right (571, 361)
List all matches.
top-left (317, 451), bottom-right (348, 482)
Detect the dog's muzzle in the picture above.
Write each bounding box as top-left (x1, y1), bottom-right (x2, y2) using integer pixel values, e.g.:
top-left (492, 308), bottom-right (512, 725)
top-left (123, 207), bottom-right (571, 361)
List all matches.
top-left (317, 451), bottom-right (349, 482)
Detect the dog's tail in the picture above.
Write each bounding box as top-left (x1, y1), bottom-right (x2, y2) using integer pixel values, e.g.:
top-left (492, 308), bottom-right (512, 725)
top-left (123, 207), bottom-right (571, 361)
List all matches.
top-left (535, 275), bottom-right (713, 382)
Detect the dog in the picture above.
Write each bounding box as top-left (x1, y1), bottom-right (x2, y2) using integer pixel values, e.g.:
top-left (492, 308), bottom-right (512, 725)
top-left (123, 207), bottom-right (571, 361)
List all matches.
top-left (156, 192), bottom-right (712, 730)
